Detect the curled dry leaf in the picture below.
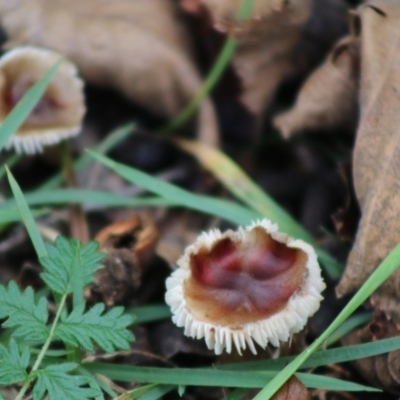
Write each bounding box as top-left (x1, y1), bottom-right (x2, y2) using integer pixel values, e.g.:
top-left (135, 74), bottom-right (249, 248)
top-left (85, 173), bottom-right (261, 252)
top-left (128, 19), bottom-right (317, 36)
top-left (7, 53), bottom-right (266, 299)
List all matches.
top-left (182, 0), bottom-right (347, 118)
top-left (95, 214), bottom-right (159, 265)
top-left (336, 0), bottom-right (400, 325)
top-left (0, 0), bottom-right (219, 144)
top-left (342, 312), bottom-right (400, 394)
top-left (86, 215), bottom-right (158, 307)
top-left (273, 35), bottom-right (360, 139)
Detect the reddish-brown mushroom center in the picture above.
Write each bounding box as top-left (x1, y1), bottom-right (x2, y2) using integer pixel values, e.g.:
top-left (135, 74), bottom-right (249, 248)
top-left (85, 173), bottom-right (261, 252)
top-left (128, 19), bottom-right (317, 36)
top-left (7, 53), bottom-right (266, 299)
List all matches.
top-left (184, 228), bottom-right (307, 326)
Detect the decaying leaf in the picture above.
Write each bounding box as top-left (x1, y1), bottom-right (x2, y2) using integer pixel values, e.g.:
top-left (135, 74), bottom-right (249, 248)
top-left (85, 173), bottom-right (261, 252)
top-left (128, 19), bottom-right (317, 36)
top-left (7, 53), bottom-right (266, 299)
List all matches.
top-left (336, 0), bottom-right (400, 325)
top-left (183, 0), bottom-right (310, 116)
top-left (0, 0), bottom-right (219, 144)
top-left (271, 376), bottom-right (310, 400)
top-left (182, 0), bottom-right (347, 118)
top-left (95, 215), bottom-right (158, 265)
top-left (343, 312), bottom-right (400, 394)
top-left (86, 215), bottom-right (158, 307)
top-left (273, 35), bottom-right (359, 138)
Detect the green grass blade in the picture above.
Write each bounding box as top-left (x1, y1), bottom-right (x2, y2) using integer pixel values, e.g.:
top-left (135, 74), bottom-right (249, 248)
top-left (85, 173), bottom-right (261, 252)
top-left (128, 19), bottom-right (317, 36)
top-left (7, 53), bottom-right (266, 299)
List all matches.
top-left (325, 312), bottom-right (372, 347)
top-left (254, 241), bottom-right (400, 399)
top-left (6, 167), bottom-right (48, 258)
top-left (38, 122), bottom-right (136, 191)
top-left (164, 0), bottom-right (254, 132)
top-left (0, 189), bottom-right (173, 210)
top-left (89, 151), bottom-right (261, 225)
top-left (179, 140), bottom-right (311, 239)
top-left (0, 208), bottom-right (47, 225)
top-left (84, 363), bottom-right (378, 392)
top-left (178, 140), bottom-right (342, 279)
top-left (0, 59), bottom-right (62, 151)
top-left (138, 385), bottom-right (175, 400)
top-left (128, 305), bottom-right (171, 325)
top-left (0, 153), bottom-right (21, 180)
top-left (220, 334), bottom-right (400, 372)
top-left (119, 384), bottom-right (175, 400)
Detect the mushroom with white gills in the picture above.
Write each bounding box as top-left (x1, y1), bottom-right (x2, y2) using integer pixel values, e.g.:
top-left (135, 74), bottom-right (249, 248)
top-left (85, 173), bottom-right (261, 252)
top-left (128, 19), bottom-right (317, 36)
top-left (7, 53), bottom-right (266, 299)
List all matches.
top-left (165, 219), bottom-right (326, 355)
top-left (0, 46), bottom-right (85, 154)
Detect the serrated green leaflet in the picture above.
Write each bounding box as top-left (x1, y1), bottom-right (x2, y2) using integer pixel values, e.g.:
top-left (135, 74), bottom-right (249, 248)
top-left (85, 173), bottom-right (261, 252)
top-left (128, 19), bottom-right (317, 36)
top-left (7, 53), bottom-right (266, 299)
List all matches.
top-left (40, 237), bottom-right (104, 300)
top-left (0, 339), bottom-right (29, 385)
top-left (55, 302), bottom-right (135, 353)
top-left (33, 363), bottom-right (100, 400)
top-left (0, 282), bottom-right (49, 342)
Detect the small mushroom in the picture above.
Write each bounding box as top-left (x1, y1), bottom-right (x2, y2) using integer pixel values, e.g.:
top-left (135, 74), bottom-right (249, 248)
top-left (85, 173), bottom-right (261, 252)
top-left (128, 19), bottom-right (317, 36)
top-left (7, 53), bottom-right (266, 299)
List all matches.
top-left (165, 219), bottom-right (325, 355)
top-left (0, 46), bottom-right (85, 154)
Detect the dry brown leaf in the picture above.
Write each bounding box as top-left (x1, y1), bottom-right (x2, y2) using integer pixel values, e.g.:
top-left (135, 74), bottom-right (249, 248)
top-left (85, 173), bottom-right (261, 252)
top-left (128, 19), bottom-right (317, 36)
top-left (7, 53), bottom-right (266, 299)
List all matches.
top-left (273, 35), bottom-right (359, 138)
top-left (271, 376), bottom-right (310, 400)
top-left (342, 312), bottom-right (400, 394)
top-left (183, 0), bottom-right (311, 116)
top-left (0, 0), bottom-right (219, 144)
top-left (182, 0), bottom-right (347, 118)
top-left (336, 1), bottom-right (400, 325)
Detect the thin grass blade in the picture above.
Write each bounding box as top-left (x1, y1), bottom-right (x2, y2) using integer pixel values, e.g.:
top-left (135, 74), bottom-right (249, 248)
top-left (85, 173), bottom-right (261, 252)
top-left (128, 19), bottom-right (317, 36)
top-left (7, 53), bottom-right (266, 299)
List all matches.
top-left (6, 167), bottom-right (47, 258)
top-left (128, 305), bottom-right (171, 325)
top-left (0, 189), bottom-right (173, 210)
top-left (89, 151), bottom-right (260, 225)
top-left (116, 384), bottom-right (175, 400)
top-left (0, 209), bottom-right (46, 225)
top-left (0, 153), bottom-right (21, 180)
top-left (219, 333), bottom-right (400, 372)
top-left (163, 0), bottom-right (254, 132)
top-left (84, 363), bottom-right (378, 392)
top-left (38, 122), bottom-right (136, 191)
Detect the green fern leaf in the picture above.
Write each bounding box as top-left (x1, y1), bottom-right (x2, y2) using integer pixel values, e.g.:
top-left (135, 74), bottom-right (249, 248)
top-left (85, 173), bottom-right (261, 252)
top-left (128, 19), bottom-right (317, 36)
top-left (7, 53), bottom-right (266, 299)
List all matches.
top-left (0, 339), bottom-right (30, 385)
top-left (40, 236), bottom-right (104, 296)
top-left (32, 363), bottom-right (100, 400)
top-left (55, 302), bottom-right (135, 353)
top-left (0, 281), bottom-right (49, 341)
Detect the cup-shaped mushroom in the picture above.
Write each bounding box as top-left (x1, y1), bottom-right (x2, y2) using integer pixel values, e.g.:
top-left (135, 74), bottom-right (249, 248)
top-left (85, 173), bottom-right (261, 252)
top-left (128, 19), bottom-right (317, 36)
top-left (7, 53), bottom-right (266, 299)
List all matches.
top-left (0, 46), bottom-right (85, 154)
top-left (165, 219), bottom-right (326, 355)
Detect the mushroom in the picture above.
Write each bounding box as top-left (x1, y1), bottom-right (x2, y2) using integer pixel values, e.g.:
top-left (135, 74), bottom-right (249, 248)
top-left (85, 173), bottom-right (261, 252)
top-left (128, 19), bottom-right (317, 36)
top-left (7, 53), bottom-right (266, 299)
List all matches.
top-left (165, 219), bottom-right (325, 355)
top-left (0, 46), bottom-right (85, 154)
